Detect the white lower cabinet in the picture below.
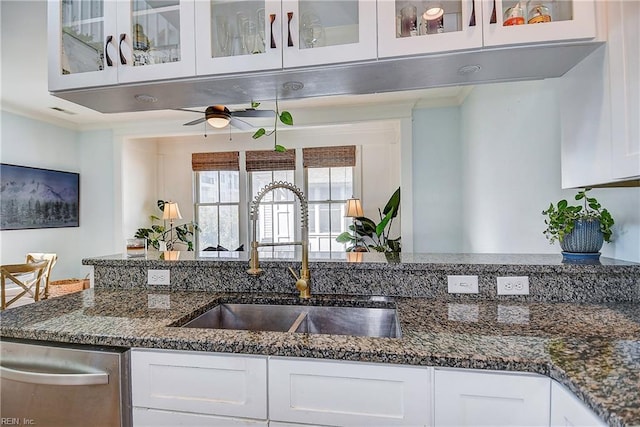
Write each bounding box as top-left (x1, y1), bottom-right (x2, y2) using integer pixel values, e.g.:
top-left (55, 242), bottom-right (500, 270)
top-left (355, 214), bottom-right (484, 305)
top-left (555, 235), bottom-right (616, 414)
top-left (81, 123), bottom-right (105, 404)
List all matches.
top-left (434, 368), bottom-right (551, 427)
top-left (130, 349), bottom-right (605, 427)
top-left (268, 357), bottom-right (432, 426)
top-left (550, 381), bottom-right (606, 427)
top-left (131, 349), bottom-right (268, 426)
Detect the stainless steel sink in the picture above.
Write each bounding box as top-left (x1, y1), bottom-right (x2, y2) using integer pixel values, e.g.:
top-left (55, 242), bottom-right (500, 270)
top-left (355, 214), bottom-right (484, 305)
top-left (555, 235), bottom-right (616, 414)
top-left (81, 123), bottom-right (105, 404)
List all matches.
top-left (180, 303), bottom-right (401, 338)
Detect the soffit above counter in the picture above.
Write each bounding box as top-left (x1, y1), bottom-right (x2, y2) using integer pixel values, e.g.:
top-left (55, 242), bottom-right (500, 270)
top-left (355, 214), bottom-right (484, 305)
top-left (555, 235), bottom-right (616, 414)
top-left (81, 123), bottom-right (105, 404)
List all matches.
top-left (52, 42), bottom-right (602, 114)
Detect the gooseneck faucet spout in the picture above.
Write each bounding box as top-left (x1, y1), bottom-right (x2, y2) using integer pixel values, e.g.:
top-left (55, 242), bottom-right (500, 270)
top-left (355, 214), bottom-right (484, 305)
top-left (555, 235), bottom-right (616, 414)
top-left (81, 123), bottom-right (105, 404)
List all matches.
top-left (247, 181), bottom-right (311, 299)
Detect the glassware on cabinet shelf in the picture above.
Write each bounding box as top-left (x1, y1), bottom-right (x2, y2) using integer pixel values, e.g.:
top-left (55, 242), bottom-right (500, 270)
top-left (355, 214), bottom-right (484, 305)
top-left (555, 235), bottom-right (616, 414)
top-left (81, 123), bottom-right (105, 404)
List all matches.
top-left (215, 15), bottom-right (231, 57)
top-left (300, 12), bottom-right (326, 48)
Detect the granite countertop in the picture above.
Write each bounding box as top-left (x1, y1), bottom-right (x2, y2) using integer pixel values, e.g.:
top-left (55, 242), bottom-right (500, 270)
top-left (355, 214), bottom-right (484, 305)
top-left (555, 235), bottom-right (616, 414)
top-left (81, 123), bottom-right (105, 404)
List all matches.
top-left (1, 289), bottom-right (638, 426)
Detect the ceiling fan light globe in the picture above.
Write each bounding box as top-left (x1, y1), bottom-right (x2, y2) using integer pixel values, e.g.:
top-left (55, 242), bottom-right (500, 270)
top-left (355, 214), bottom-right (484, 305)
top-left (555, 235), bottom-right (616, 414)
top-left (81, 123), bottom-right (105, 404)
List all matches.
top-left (206, 113), bottom-right (230, 128)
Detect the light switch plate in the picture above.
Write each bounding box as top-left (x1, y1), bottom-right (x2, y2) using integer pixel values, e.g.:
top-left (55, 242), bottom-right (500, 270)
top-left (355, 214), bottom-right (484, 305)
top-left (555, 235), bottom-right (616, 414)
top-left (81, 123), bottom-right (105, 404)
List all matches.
top-left (447, 275), bottom-right (479, 294)
top-left (148, 269), bottom-right (170, 285)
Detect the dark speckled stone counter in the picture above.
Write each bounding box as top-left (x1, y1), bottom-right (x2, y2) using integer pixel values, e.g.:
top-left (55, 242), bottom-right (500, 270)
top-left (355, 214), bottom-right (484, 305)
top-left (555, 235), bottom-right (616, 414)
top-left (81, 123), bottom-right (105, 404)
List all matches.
top-left (1, 289), bottom-right (639, 426)
top-left (84, 252), bottom-right (640, 302)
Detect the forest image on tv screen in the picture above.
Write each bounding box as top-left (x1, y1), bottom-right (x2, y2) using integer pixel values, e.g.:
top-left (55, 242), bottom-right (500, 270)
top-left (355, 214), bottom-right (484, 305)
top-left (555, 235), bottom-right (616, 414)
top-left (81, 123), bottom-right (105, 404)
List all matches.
top-left (0, 164), bottom-right (79, 230)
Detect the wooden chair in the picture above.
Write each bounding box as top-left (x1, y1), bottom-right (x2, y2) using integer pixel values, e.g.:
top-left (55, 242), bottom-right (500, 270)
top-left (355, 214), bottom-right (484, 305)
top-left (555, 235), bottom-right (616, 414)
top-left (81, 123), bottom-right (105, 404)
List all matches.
top-left (26, 253), bottom-right (58, 299)
top-left (1, 260), bottom-right (49, 310)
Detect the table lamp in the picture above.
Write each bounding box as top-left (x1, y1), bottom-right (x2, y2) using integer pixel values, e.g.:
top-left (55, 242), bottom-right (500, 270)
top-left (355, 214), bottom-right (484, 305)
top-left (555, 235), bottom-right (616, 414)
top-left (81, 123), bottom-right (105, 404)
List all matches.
top-left (163, 201), bottom-right (182, 249)
top-left (345, 198), bottom-right (363, 250)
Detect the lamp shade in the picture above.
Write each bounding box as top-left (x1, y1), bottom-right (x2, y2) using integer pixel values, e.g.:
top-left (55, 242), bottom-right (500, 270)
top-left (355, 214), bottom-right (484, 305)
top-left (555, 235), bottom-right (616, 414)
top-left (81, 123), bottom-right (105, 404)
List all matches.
top-left (163, 202), bottom-right (183, 220)
top-left (345, 198), bottom-right (363, 218)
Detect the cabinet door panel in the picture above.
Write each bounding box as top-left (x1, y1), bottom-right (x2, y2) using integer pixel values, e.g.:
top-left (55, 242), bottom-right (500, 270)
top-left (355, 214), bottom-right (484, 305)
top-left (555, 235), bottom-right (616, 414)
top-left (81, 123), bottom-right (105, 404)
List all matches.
top-left (131, 349), bottom-right (267, 420)
top-left (377, 0), bottom-right (482, 58)
top-left (133, 407), bottom-right (269, 426)
top-left (609, 0), bottom-right (640, 180)
top-left (550, 381), bottom-right (605, 427)
top-left (282, 0), bottom-right (377, 68)
top-left (48, 0), bottom-right (119, 90)
top-left (195, 0), bottom-right (283, 75)
top-left (116, 0), bottom-right (196, 83)
top-left (482, 0), bottom-right (596, 47)
top-left (269, 357), bottom-right (431, 426)
top-left (434, 368), bottom-right (550, 427)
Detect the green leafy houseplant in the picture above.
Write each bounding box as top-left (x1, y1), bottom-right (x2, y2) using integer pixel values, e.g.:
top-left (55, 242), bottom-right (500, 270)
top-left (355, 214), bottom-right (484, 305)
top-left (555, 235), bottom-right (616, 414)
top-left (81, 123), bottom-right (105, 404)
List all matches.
top-left (134, 200), bottom-right (198, 251)
top-left (251, 100), bottom-right (293, 152)
top-left (336, 187), bottom-right (401, 253)
top-left (542, 188), bottom-right (614, 245)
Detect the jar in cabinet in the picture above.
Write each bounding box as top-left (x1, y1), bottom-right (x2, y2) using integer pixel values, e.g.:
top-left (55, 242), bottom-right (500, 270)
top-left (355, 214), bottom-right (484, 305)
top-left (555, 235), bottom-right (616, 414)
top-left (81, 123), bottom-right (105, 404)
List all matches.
top-left (527, 1), bottom-right (553, 24)
top-left (503, 3), bottom-right (525, 26)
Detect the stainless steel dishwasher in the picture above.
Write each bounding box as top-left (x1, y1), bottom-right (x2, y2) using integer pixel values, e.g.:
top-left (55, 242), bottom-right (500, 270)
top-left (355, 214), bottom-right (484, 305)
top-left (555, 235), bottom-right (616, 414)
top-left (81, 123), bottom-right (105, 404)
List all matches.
top-left (0, 338), bottom-right (131, 427)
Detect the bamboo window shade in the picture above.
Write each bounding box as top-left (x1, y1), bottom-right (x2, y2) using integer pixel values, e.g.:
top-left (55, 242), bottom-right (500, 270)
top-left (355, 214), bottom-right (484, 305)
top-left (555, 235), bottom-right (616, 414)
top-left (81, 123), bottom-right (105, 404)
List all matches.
top-left (192, 152), bottom-right (240, 171)
top-left (303, 146), bottom-right (356, 168)
top-left (246, 149), bottom-right (296, 171)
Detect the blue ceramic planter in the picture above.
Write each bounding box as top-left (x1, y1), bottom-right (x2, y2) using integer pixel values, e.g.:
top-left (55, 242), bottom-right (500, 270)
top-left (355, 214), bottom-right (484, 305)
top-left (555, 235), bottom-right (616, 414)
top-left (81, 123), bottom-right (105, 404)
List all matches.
top-left (560, 219), bottom-right (604, 253)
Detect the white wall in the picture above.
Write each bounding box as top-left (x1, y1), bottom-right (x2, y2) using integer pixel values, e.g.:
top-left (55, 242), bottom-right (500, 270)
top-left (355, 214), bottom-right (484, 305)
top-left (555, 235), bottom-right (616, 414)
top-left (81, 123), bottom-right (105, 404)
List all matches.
top-left (0, 111), bottom-right (116, 279)
top-left (412, 107), bottom-right (463, 252)
top-left (410, 80), bottom-right (640, 262)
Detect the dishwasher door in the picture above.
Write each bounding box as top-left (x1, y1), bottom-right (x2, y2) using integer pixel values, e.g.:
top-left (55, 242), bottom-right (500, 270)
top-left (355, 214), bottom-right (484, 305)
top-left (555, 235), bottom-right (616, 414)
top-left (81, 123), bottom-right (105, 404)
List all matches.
top-left (1, 339), bottom-right (131, 427)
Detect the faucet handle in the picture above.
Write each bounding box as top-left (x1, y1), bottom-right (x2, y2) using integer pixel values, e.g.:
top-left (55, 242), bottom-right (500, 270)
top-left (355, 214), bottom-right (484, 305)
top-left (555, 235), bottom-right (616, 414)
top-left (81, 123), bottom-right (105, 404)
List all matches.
top-left (288, 267), bottom-right (299, 281)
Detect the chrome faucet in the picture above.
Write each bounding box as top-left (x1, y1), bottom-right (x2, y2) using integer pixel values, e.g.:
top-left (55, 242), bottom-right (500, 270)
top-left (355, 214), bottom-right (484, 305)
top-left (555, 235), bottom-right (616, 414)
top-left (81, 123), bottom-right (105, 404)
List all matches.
top-left (247, 181), bottom-right (311, 299)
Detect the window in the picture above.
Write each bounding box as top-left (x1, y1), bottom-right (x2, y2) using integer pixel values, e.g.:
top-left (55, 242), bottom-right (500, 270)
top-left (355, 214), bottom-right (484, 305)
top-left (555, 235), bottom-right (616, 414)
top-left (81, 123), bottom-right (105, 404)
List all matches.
top-left (193, 152), bottom-right (240, 252)
top-left (246, 150), bottom-right (297, 257)
top-left (307, 167), bottom-right (353, 253)
top-left (193, 147), bottom-right (357, 257)
top-left (304, 146), bottom-right (357, 255)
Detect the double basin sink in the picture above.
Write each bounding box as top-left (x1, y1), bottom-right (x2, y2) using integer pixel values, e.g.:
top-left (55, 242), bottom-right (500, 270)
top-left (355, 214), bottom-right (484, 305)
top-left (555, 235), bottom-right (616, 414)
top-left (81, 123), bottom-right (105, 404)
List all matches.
top-left (178, 303), bottom-right (401, 338)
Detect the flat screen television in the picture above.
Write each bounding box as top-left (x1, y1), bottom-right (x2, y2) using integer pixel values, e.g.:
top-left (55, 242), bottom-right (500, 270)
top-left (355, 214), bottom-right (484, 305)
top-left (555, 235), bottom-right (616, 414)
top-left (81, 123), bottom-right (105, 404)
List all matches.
top-left (0, 163), bottom-right (80, 230)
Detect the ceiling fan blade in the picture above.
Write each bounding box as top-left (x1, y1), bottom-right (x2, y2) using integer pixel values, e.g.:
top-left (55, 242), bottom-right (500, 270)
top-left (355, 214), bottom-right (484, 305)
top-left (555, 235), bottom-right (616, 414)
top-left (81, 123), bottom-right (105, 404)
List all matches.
top-left (175, 107), bottom-right (205, 114)
top-left (229, 116), bottom-right (254, 131)
top-left (232, 109), bottom-right (276, 118)
top-left (183, 117), bottom-right (207, 126)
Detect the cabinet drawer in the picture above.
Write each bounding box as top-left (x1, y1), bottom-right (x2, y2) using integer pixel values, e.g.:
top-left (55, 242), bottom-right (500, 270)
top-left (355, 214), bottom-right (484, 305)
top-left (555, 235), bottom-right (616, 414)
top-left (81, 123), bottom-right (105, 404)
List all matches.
top-left (269, 357), bottom-right (431, 426)
top-left (131, 349), bottom-right (267, 419)
top-left (434, 368), bottom-right (550, 427)
top-left (133, 407), bottom-right (268, 426)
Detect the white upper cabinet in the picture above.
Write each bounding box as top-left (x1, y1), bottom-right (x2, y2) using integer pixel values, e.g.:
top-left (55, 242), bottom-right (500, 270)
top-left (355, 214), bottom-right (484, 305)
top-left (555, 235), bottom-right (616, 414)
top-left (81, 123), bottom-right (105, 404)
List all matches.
top-left (608, 0), bottom-right (640, 181)
top-left (195, 0), bottom-right (377, 75)
top-left (49, 0), bottom-right (196, 91)
top-left (377, 0), bottom-right (596, 59)
top-left (559, 0), bottom-right (639, 187)
top-left (482, 0), bottom-right (596, 47)
top-left (378, 0), bottom-right (483, 58)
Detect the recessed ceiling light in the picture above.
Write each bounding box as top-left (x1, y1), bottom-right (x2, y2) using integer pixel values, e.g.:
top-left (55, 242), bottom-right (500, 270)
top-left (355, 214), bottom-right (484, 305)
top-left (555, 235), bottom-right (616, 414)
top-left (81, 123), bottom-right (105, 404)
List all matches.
top-left (458, 65), bottom-right (482, 75)
top-left (282, 81), bottom-right (304, 91)
top-left (134, 94), bottom-right (158, 103)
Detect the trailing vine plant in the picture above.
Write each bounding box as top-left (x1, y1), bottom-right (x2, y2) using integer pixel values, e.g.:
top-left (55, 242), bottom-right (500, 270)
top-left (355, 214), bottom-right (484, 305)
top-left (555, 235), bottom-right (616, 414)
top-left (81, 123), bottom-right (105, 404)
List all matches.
top-left (251, 99), bottom-right (293, 152)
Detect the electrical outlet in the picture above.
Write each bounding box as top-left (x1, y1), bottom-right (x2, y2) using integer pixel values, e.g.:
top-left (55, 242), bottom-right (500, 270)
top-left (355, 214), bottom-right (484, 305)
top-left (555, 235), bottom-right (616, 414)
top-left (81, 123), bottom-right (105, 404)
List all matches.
top-left (148, 269), bottom-right (170, 285)
top-left (497, 276), bottom-right (529, 295)
top-left (447, 275), bottom-right (479, 294)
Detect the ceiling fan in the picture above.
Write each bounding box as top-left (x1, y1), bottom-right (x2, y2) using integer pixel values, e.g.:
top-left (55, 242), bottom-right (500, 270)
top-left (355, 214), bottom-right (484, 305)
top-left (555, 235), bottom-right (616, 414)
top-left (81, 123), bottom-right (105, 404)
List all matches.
top-left (177, 105), bottom-right (275, 130)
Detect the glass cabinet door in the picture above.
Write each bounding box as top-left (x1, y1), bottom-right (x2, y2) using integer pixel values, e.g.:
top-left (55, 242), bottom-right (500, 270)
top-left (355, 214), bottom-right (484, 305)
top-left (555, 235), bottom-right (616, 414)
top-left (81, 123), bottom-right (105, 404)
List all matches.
top-left (48, 0), bottom-right (118, 90)
top-left (482, 0), bottom-right (596, 47)
top-left (378, 0), bottom-right (482, 58)
top-left (282, 0), bottom-right (377, 68)
top-left (117, 0), bottom-right (195, 83)
top-left (195, 0), bottom-right (282, 76)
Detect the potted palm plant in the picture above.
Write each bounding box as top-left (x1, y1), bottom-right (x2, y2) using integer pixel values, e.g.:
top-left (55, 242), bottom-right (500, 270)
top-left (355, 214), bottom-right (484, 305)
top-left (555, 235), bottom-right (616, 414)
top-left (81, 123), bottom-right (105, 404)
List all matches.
top-left (542, 188), bottom-right (614, 259)
top-left (134, 200), bottom-right (198, 251)
top-left (336, 187), bottom-right (401, 253)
